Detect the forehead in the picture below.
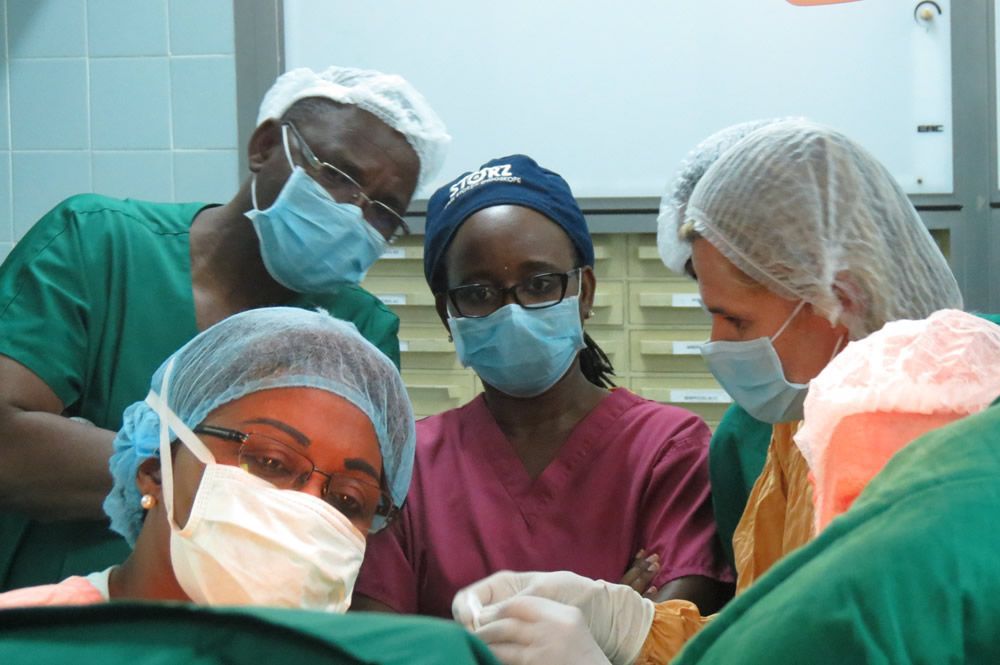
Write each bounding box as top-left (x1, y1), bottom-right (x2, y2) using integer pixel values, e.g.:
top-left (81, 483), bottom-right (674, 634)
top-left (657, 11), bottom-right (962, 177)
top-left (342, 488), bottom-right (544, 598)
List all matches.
top-left (205, 388), bottom-right (382, 468)
top-left (444, 205), bottom-right (578, 279)
top-left (292, 104), bottom-right (419, 188)
top-left (690, 238), bottom-right (763, 303)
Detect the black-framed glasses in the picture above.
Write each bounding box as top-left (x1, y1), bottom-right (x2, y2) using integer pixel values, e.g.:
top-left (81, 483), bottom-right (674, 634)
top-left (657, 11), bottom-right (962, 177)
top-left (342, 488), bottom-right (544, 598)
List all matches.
top-left (447, 268), bottom-right (582, 318)
top-left (283, 121), bottom-right (411, 243)
top-left (193, 424), bottom-right (398, 528)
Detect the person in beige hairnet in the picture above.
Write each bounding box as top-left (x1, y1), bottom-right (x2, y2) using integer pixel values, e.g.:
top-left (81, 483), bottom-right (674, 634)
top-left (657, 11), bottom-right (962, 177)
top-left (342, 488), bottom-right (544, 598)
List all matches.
top-left (0, 66), bottom-right (449, 591)
top-left (450, 119), bottom-right (965, 665)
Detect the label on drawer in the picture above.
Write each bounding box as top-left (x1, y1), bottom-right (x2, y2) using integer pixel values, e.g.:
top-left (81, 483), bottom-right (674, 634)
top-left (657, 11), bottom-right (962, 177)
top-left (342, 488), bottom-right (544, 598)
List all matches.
top-left (378, 293), bottom-right (408, 306)
top-left (671, 293), bottom-right (702, 308)
top-left (669, 389), bottom-right (732, 404)
top-left (398, 340), bottom-right (410, 352)
top-left (381, 247), bottom-right (407, 260)
top-left (672, 341), bottom-right (704, 355)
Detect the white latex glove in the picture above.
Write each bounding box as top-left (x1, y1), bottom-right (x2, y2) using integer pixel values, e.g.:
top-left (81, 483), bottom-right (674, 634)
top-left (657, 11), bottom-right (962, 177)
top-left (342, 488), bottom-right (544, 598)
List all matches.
top-left (453, 571), bottom-right (655, 665)
top-left (474, 595), bottom-right (612, 665)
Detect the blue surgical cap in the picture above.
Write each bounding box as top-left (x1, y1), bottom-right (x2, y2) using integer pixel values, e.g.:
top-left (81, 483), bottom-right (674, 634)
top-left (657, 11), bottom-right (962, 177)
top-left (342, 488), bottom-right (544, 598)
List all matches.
top-left (104, 307), bottom-right (416, 545)
top-left (423, 154), bottom-right (594, 292)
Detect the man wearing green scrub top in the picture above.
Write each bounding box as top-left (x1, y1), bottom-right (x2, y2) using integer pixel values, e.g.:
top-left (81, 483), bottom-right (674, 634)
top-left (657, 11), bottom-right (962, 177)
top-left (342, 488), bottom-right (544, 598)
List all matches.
top-left (0, 66), bottom-right (450, 590)
top-left (675, 396), bottom-right (1000, 664)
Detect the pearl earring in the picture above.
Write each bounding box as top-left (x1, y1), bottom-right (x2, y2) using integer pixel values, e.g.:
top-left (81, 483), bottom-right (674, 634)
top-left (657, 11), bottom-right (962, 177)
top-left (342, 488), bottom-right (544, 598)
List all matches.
top-left (140, 494), bottom-right (157, 510)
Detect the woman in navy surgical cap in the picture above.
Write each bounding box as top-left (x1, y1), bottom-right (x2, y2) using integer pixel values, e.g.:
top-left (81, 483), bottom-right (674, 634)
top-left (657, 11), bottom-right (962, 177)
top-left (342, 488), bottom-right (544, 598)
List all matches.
top-left (451, 120), bottom-right (965, 665)
top-left (352, 154), bottom-right (734, 620)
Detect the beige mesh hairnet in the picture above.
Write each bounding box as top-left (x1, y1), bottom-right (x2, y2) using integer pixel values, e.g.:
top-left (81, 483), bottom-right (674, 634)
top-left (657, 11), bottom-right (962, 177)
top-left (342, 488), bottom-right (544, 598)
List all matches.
top-left (794, 309), bottom-right (1000, 470)
top-left (257, 66), bottom-right (450, 190)
top-left (685, 120), bottom-right (963, 339)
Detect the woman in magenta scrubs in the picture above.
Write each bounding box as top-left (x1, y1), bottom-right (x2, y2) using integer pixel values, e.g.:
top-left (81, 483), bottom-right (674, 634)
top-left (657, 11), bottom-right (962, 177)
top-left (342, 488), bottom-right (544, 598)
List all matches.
top-left (353, 155), bottom-right (733, 618)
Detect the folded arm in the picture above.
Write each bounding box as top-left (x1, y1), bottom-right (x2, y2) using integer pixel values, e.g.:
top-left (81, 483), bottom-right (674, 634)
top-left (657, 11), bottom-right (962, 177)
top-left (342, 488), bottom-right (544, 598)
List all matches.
top-left (0, 356), bottom-right (114, 520)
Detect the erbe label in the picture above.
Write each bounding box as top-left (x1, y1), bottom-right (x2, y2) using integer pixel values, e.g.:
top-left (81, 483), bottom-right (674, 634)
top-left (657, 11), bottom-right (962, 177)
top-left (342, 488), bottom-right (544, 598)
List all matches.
top-left (446, 163), bottom-right (521, 206)
top-left (669, 389), bottom-right (732, 404)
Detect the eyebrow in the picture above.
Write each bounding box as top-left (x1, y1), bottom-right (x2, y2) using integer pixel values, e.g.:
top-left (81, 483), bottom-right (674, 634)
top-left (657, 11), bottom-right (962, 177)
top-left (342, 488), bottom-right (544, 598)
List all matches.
top-left (321, 150), bottom-right (407, 214)
top-left (345, 458), bottom-right (380, 481)
top-left (456, 262), bottom-right (569, 286)
top-left (243, 418), bottom-right (310, 447)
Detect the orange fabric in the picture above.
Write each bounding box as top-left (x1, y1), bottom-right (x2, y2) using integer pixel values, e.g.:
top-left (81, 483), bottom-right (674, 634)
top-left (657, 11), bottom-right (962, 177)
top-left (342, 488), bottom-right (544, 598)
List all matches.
top-left (814, 411), bottom-right (959, 532)
top-left (0, 576), bottom-right (104, 608)
top-left (634, 599), bottom-right (713, 665)
top-left (732, 421), bottom-right (813, 594)
top-left (635, 422), bottom-right (814, 663)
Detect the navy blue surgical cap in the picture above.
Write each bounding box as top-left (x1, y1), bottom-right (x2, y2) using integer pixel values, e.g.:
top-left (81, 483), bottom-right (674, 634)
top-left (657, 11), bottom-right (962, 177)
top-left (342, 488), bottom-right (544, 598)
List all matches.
top-left (423, 154), bottom-right (594, 292)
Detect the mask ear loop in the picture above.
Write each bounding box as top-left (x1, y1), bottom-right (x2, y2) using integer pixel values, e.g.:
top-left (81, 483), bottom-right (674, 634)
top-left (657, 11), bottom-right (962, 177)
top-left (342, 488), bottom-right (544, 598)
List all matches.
top-left (771, 300), bottom-right (808, 343)
top-left (145, 358), bottom-right (219, 529)
top-left (250, 125), bottom-right (296, 211)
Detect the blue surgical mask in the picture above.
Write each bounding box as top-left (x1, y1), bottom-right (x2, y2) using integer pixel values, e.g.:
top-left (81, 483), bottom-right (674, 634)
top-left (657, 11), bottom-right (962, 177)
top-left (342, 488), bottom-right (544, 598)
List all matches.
top-left (245, 126), bottom-right (388, 292)
top-left (700, 301), bottom-right (809, 424)
top-left (449, 292), bottom-right (586, 399)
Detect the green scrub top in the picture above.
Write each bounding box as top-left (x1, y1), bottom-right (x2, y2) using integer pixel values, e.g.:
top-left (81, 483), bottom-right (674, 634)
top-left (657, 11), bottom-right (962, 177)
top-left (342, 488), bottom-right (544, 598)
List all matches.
top-left (708, 405), bottom-right (771, 567)
top-left (0, 194), bottom-right (401, 591)
top-left (676, 397), bottom-right (1000, 664)
top-left (0, 603), bottom-right (500, 665)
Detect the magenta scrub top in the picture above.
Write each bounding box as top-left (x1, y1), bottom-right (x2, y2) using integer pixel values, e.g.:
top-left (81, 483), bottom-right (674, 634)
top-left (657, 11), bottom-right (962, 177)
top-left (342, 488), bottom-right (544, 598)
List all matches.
top-left (355, 388), bottom-right (734, 618)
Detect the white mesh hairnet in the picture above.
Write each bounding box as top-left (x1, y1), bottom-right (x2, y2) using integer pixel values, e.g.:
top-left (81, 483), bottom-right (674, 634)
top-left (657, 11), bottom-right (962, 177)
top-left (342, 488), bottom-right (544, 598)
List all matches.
top-left (685, 119), bottom-right (963, 339)
top-left (794, 309), bottom-right (1000, 470)
top-left (657, 118), bottom-right (795, 275)
top-left (257, 66), bottom-right (450, 191)
top-left (104, 307), bottom-right (415, 545)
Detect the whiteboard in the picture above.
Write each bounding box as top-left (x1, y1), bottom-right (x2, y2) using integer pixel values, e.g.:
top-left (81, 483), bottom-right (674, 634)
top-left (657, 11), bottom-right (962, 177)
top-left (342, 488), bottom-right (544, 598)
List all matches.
top-left (284, 0), bottom-right (953, 199)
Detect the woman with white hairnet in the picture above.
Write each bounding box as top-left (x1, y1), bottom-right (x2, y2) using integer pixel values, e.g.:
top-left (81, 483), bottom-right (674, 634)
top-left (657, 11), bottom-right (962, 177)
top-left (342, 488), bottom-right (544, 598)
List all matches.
top-left (451, 120), bottom-right (965, 665)
top-left (0, 307), bottom-right (415, 610)
top-left (658, 119), bottom-right (791, 569)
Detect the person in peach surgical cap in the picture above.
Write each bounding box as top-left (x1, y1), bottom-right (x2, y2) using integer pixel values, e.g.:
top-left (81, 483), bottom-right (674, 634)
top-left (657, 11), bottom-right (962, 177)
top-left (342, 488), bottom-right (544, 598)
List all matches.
top-left (794, 308), bottom-right (1000, 532)
top-left (668, 307), bottom-right (1000, 664)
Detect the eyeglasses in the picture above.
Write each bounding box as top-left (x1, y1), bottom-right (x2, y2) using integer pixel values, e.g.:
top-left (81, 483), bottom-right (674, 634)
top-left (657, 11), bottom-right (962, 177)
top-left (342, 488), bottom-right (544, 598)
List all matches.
top-left (283, 121), bottom-right (411, 243)
top-left (447, 268), bottom-right (582, 318)
top-left (193, 424), bottom-right (398, 528)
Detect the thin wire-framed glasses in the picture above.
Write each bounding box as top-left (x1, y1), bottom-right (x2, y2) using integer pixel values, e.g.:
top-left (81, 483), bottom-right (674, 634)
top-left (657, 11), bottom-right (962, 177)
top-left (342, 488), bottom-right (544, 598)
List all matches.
top-left (447, 267), bottom-right (582, 318)
top-left (193, 424), bottom-right (398, 528)
top-left (283, 121), bottom-right (411, 243)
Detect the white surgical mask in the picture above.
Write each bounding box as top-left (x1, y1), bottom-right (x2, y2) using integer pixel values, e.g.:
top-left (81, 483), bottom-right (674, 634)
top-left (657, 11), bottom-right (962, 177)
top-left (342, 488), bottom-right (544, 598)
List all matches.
top-left (145, 360), bottom-right (366, 612)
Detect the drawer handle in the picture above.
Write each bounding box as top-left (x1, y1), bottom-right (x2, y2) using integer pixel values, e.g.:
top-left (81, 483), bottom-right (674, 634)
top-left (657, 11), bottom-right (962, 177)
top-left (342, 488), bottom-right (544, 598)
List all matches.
top-left (380, 246), bottom-right (424, 260)
top-left (375, 293), bottom-right (435, 307)
top-left (638, 293), bottom-right (703, 309)
top-left (399, 339), bottom-right (454, 353)
top-left (593, 246), bottom-right (610, 260)
top-left (637, 247), bottom-right (660, 260)
top-left (640, 341), bottom-right (705, 356)
top-left (408, 384), bottom-right (462, 400)
top-left (640, 388), bottom-right (732, 404)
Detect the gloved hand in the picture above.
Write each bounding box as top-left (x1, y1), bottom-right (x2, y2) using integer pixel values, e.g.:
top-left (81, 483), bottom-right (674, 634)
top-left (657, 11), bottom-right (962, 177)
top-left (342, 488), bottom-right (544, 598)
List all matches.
top-left (453, 571), bottom-right (655, 665)
top-left (474, 595), bottom-right (612, 665)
